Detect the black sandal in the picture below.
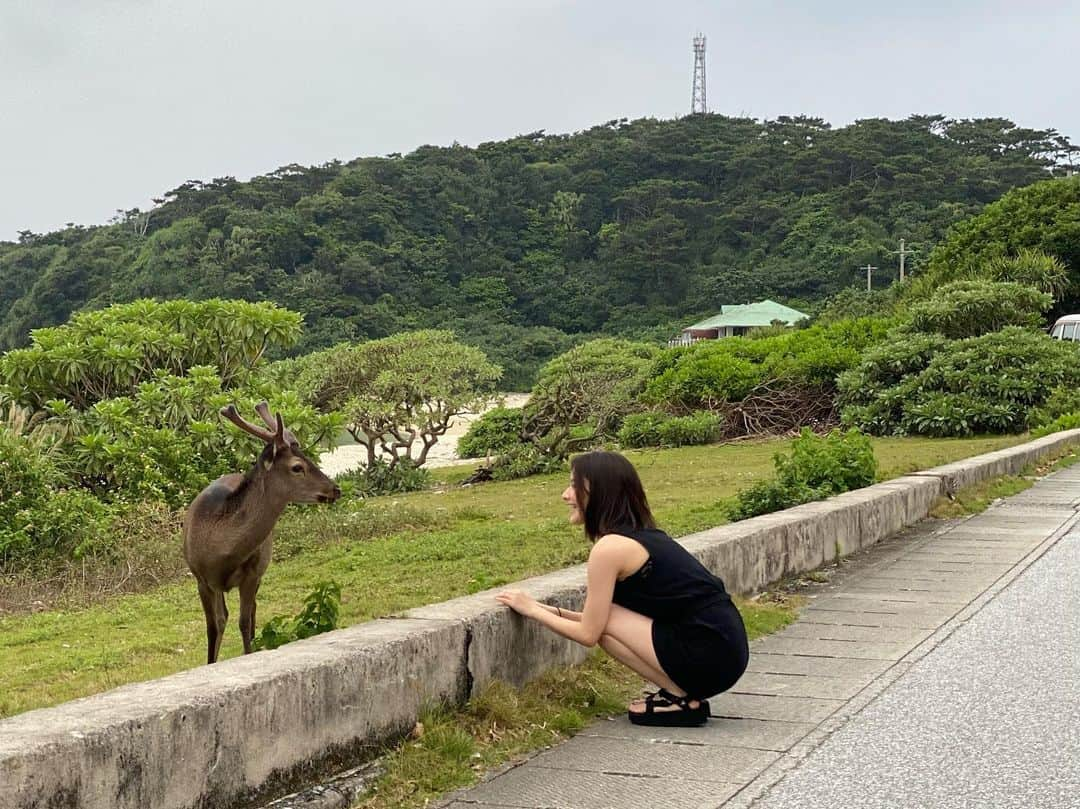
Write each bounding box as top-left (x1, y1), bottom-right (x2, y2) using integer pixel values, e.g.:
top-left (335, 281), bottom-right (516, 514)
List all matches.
top-left (628, 688), bottom-right (709, 727)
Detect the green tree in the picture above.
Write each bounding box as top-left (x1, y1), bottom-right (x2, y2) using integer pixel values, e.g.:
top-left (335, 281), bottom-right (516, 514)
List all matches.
top-left (303, 330), bottom-right (501, 468)
top-left (0, 299), bottom-right (301, 410)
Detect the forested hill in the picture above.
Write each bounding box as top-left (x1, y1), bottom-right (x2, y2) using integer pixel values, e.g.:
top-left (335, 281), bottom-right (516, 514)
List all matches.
top-left (1, 114), bottom-right (1075, 387)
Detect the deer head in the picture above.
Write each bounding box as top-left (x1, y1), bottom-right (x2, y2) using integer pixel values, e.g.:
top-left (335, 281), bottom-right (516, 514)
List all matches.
top-left (220, 402), bottom-right (341, 504)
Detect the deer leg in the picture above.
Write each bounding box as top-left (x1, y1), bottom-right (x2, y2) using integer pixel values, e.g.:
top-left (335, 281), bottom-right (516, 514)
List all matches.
top-left (239, 575), bottom-right (261, 655)
top-left (198, 582), bottom-right (228, 665)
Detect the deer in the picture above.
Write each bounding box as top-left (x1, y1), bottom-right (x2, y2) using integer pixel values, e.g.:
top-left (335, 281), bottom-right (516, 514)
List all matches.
top-left (183, 402), bottom-right (341, 664)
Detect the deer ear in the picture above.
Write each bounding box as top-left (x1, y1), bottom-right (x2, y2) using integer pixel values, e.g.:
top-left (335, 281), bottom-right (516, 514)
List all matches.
top-left (263, 442), bottom-right (279, 469)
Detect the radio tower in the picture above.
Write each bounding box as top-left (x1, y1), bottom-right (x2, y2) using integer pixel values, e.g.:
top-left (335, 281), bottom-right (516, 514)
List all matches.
top-left (691, 33), bottom-right (707, 115)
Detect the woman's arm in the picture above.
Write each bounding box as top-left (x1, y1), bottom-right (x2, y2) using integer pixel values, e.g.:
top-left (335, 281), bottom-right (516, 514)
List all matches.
top-left (540, 604), bottom-right (583, 622)
top-left (496, 537), bottom-right (625, 647)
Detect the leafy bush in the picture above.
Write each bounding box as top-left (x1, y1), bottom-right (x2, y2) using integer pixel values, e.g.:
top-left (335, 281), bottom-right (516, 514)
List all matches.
top-left (836, 333), bottom-right (951, 434)
top-left (815, 286), bottom-right (900, 324)
top-left (0, 298), bottom-right (302, 410)
top-left (983, 249), bottom-right (1071, 300)
top-left (489, 444), bottom-right (566, 482)
top-left (0, 428), bottom-right (111, 565)
top-left (617, 411), bottom-right (723, 448)
top-left (337, 459), bottom-right (431, 497)
top-left (1031, 385), bottom-right (1080, 427)
top-left (1032, 412), bottom-right (1080, 438)
top-left (644, 318), bottom-right (890, 412)
top-left (253, 581), bottom-right (342, 652)
top-left (39, 368), bottom-right (340, 507)
top-left (457, 407), bottom-right (525, 459)
top-left (841, 327), bottom-right (1080, 436)
top-left (728, 428), bottom-right (877, 520)
top-left (903, 280), bottom-right (1051, 339)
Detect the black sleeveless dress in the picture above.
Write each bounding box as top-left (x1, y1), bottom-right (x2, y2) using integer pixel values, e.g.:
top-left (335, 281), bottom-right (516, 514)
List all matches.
top-left (611, 526), bottom-right (749, 700)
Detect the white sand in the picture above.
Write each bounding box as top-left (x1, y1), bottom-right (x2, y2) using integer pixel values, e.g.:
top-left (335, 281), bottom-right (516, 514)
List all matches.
top-left (318, 393), bottom-right (530, 477)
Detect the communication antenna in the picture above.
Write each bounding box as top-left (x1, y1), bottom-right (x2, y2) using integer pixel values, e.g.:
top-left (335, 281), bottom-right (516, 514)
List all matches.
top-left (691, 34), bottom-right (707, 115)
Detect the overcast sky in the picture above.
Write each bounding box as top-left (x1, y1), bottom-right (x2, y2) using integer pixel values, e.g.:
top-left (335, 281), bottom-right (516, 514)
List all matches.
top-left (2, 0), bottom-right (1077, 241)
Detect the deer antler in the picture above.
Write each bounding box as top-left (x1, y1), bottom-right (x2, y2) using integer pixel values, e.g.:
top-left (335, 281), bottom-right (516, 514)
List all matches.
top-left (253, 400), bottom-right (299, 446)
top-left (220, 404), bottom-right (276, 443)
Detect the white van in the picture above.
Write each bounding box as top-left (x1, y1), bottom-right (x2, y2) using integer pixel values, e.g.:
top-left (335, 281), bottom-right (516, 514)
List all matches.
top-left (1050, 314), bottom-right (1080, 342)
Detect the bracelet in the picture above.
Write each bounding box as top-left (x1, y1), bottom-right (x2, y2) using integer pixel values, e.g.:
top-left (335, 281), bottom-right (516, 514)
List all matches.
top-left (556, 606), bottom-right (563, 618)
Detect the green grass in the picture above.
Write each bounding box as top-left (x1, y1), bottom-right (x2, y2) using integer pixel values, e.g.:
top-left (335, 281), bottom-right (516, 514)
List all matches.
top-left (0, 434), bottom-right (1025, 718)
top-left (1046, 445), bottom-right (1080, 473)
top-left (929, 475), bottom-right (1034, 519)
top-left (355, 595), bottom-right (798, 809)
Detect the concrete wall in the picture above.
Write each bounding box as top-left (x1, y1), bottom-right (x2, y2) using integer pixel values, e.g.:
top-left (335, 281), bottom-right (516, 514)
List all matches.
top-left (2, 429), bottom-right (1077, 808)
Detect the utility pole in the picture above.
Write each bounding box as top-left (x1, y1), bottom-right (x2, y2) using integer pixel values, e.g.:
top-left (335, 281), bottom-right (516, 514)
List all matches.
top-left (889, 238), bottom-right (918, 282)
top-left (862, 264), bottom-right (878, 292)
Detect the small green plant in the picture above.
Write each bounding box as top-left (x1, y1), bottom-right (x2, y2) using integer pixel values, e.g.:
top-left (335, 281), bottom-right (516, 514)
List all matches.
top-left (617, 411), bottom-right (723, 448)
top-left (489, 444), bottom-right (565, 481)
top-left (339, 459), bottom-right (431, 497)
top-left (1032, 412), bottom-right (1080, 438)
top-left (253, 581), bottom-right (342, 652)
top-left (1031, 386), bottom-right (1080, 429)
top-left (728, 428), bottom-right (877, 520)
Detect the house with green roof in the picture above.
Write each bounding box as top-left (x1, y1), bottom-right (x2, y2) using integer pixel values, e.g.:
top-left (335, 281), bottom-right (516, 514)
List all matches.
top-left (673, 300), bottom-right (808, 345)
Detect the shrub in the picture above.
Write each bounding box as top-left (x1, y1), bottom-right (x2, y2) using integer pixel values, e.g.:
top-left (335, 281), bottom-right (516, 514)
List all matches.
top-left (0, 428), bottom-right (111, 565)
top-left (728, 428), bottom-right (877, 521)
top-left (528, 339), bottom-right (660, 431)
top-left (644, 318), bottom-right (890, 412)
top-left (837, 333), bottom-right (951, 435)
top-left (1031, 385), bottom-right (1080, 427)
top-left (457, 407), bottom-right (525, 459)
top-left (841, 327), bottom-right (1080, 436)
top-left (903, 280), bottom-right (1052, 339)
top-left (338, 459), bottom-right (431, 498)
top-left (489, 444), bottom-right (565, 482)
top-left (253, 581), bottom-right (342, 652)
top-left (1032, 412), bottom-right (1080, 438)
top-left (909, 178), bottom-right (1080, 311)
top-left (617, 411), bottom-right (723, 448)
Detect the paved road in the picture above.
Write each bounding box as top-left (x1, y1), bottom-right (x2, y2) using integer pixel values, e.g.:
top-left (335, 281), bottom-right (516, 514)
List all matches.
top-left (438, 465), bottom-right (1080, 809)
top-left (751, 528), bottom-right (1080, 809)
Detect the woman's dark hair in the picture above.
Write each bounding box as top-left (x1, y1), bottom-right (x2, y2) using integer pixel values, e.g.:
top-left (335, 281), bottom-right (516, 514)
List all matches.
top-left (570, 450), bottom-right (656, 541)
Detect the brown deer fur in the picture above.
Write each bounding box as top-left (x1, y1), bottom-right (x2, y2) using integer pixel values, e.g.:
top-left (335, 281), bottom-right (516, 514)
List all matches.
top-left (183, 402), bottom-right (340, 664)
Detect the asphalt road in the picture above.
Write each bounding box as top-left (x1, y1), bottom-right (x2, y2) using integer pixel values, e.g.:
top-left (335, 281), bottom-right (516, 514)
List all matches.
top-left (751, 528), bottom-right (1080, 809)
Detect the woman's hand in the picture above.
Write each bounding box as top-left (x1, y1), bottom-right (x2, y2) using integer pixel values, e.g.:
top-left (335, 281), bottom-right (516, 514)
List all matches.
top-left (495, 589), bottom-right (542, 619)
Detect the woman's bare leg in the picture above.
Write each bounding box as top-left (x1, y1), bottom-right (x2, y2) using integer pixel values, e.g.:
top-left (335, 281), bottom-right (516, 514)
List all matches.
top-left (598, 604), bottom-right (700, 713)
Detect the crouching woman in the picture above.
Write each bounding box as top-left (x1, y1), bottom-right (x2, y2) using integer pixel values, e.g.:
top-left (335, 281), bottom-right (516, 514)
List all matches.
top-left (496, 450), bottom-right (749, 727)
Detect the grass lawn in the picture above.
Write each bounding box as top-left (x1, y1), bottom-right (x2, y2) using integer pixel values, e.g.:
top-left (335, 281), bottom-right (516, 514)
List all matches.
top-left (0, 434), bottom-right (1025, 718)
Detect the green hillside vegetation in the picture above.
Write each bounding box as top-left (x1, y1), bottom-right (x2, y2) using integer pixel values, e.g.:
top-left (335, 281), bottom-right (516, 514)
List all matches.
top-left (907, 176), bottom-right (1080, 315)
top-left (2, 115), bottom-right (1074, 388)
